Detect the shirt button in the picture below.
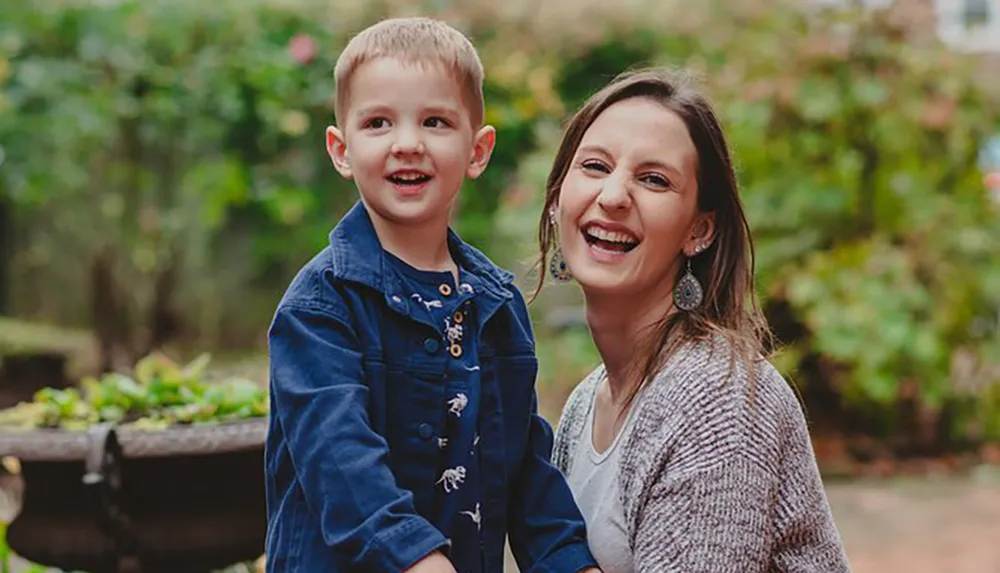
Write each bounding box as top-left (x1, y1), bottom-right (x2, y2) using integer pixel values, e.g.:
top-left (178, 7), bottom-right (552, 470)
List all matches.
top-left (438, 283), bottom-right (453, 297)
top-left (448, 343), bottom-right (463, 358)
top-left (423, 338), bottom-right (440, 354)
top-left (453, 311), bottom-right (464, 324)
top-left (417, 423), bottom-right (433, 440)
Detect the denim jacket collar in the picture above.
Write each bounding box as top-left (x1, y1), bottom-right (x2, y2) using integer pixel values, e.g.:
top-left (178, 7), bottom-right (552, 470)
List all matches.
top-left (328, 201), bottom-right (515, 306)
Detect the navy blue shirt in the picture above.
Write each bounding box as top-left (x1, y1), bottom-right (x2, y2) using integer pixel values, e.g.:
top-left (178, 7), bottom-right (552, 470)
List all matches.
top-left (385, 252), bottom-right (485, 572)
top-left (264, 202), bottom-right (596, 573)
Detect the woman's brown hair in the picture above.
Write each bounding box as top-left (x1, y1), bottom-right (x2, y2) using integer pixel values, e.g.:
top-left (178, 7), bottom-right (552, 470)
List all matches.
top-left (534, 67), bottom-right (772, 413)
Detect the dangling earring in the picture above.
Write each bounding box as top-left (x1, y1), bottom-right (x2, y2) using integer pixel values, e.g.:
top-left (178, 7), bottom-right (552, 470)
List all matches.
top-left (547, 207), bottom-right (572, 282)
top-left (549, 247), bottom-right (572, 282)
top-left (673, 257), bottom-right (703, 311)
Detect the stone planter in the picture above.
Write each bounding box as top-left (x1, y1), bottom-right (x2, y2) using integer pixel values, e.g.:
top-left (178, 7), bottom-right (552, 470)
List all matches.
top-left (0, 419), bottom-right (266, 573)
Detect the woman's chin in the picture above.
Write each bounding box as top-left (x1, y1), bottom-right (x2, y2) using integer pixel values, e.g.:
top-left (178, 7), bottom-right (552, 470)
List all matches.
top-left (570, 266), bottom-right (634, 297)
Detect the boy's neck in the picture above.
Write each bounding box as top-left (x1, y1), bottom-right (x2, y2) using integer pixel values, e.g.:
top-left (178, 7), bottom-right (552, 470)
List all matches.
top-left (369, 211), bottom-right (458, 278)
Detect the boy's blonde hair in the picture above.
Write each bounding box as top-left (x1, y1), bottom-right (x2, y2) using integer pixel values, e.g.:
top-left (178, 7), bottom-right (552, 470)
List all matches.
top-left (334, 17), bottom-right (485, 128)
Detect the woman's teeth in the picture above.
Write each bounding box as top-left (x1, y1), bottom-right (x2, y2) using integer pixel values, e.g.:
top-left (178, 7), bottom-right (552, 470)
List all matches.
top-left (583, 227), bottom-right (639, 253)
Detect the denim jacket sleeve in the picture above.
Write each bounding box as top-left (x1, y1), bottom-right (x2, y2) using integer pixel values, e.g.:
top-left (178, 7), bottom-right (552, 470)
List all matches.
top-left (504, 291), bottom-right (597, 573)
top-left (268, 301), bottom-right (449, 572)
top-left (507, 391), bottom-right (598, 573)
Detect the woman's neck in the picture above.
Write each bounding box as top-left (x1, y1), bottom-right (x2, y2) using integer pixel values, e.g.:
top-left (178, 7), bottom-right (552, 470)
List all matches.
top-left (585, 288), bottom-right (675, 405)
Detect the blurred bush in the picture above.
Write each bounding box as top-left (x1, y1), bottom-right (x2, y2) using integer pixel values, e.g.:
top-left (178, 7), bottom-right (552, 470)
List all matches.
top-left (1, 0), bottom-right (999, 444)
top-left (540, 0), bottom-right (1000, 446)
top-left (0, 0), bottom-right (555, 351)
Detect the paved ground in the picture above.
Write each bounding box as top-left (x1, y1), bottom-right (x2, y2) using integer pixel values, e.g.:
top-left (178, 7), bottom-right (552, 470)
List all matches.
top-left (4, 462), bottom-right (1000, 572)
top-left (827, 468), bottom-right (1000, 573)
top-left (503, 467), bottom-right (1000, 573)
top-left (2, 419), bottom-right (998, 573)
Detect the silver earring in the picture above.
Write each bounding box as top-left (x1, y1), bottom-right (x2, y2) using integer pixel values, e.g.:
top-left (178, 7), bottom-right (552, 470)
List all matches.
top-left (548, 208), bottom-right (572, 282)
top-left (549, 247), bottom-right (572, 282)
top-left (673, 258), bottom-right (703, 311)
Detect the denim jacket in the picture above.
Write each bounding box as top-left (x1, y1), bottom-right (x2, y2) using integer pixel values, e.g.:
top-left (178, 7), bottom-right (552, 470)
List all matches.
top-left (265, 202), bottom-right (596, 573)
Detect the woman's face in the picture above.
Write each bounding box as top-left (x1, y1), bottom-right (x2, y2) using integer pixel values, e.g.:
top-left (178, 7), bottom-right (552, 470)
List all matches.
top-left (554, 97), bottom-right (714, 300)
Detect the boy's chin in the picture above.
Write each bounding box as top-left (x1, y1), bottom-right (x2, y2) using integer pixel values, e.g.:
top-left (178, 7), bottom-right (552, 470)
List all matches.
top-left (362, 196), bottom-right (455, 226)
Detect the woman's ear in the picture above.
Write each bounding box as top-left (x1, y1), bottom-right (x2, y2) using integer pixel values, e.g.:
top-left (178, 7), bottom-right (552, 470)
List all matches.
top-left (683, 212), bottom-right (716, 256)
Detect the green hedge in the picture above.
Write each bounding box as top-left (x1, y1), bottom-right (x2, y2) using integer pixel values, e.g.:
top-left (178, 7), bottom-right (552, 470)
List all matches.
top-left (2, 0), bottom-right (1000, 440)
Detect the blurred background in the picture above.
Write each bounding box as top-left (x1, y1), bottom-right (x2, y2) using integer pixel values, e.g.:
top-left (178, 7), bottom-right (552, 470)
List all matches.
top-left (0, 0), bottom-right (999, 571)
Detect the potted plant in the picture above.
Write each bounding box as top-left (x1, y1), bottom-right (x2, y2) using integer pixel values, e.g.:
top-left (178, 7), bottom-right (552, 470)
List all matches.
top-left (0, 352), bottom-right (268, 573)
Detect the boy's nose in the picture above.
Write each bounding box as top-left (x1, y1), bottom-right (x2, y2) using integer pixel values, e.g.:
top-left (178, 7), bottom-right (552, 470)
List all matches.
top-left (391, 127), bottom-right (425, 156)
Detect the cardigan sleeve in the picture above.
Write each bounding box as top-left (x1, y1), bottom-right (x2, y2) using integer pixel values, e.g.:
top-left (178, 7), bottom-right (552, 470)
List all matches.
top-left (620, 344), bottom-right (850, 572)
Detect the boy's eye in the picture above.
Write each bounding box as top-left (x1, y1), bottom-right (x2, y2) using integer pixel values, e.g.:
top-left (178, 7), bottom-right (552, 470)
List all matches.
top-left (364, 118), bottom-right (389, 129)
top-left (581, 160), bottom-right (611, 173)
top-left (424, 117), bottom-right (450, 128)
top-left (640, 172), bottom-right (671, 189)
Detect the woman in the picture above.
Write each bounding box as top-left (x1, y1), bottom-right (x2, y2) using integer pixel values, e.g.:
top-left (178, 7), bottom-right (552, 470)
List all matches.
top-left (540, 68), bottom-right (850, 572)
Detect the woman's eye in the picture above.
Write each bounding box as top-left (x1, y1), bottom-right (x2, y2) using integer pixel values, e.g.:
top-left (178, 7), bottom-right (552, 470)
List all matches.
top-left (641, 173), bottom-right (671, 188)
top-left (581, 160), bottom-right (610, 173)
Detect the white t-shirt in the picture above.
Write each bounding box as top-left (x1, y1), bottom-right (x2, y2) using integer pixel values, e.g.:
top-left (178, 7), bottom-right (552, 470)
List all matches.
top-left (565, 387), bottom-right (641, 573)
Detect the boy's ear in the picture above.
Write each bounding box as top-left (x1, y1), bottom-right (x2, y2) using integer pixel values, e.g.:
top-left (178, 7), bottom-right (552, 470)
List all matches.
top-left (326, 126), bottom-right (353, 179)
top-left (466, 125), bottom-right (496, 180)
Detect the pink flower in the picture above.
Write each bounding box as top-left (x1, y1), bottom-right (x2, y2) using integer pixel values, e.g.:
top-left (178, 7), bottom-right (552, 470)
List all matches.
top-left (288, 33), bottom-right (317, 65)
top-left (985, 171), bottom-right (1000, 190)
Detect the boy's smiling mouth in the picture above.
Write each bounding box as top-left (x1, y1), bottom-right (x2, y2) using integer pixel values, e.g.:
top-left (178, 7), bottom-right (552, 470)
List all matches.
top-left (386, 169), bottom-right (432, 186)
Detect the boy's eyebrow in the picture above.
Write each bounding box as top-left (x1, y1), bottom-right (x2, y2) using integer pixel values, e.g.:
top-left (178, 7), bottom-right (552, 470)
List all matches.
top-left (423, 103), bottom-right (462, 116)
top-left (352, 103), bottom-right (465, 120)
top-left (353, 104), bottom-right (391, 118)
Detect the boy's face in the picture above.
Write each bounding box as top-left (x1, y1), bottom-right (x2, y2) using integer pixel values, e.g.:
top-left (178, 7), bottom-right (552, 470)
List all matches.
top-left (327, 58), bottom-right (495, 232)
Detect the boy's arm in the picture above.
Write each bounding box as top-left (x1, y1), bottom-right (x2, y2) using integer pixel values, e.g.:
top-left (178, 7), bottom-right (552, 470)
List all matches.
top-left (507, 391), bottom-right (599, 573)
top-left (269, 303), bottom-right (449, 573)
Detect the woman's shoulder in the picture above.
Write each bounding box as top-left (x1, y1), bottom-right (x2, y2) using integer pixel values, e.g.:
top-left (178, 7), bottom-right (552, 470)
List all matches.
top-left (622, 335), bottom-right (805, 479)
top-left (643, 334), bottom-right (802, 425)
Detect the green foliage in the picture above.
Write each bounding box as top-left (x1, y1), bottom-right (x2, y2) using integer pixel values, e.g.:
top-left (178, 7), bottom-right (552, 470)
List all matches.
top-left (0, 0), bottom-right (552, 339)
top-left (0, 352), bottom-right (267, 431)
top-left (535, 1), bottom-right (1000, 434)
top-left (719, 8), bottom-right (1000, 417)
top-left (1, 0), bottom-right (999, 439)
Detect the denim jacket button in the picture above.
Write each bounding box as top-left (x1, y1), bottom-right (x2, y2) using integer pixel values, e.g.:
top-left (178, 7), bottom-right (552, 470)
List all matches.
top-left (423, 338), bottom-right (440, 354)
top-left (417, 423), bottom-right (433, 440)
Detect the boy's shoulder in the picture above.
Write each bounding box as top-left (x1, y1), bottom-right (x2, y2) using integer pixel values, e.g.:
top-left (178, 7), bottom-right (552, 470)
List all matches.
top-left (276, 202), bottom-right (385, 316)
top-left (275, 244), bottom-right (348, 318)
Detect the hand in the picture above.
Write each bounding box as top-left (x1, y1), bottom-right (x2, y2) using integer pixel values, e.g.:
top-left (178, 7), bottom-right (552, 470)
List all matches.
top-left (403, 551), bottom-right (457, 573)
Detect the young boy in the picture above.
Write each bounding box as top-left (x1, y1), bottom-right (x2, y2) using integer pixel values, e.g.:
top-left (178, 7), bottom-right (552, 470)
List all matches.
top-left (265, 17), bottom-right (599, 573)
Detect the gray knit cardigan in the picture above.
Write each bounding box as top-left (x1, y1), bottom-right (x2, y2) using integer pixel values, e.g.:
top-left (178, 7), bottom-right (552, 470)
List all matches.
top-left (552, 338), bottom-right (851, 572)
